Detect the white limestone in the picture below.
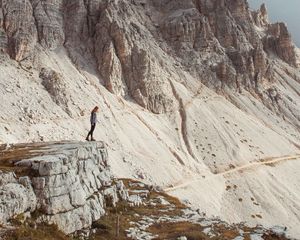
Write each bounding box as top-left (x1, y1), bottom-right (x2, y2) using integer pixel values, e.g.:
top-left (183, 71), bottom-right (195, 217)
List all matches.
top-left (0, 142), bottom-right (128, 234)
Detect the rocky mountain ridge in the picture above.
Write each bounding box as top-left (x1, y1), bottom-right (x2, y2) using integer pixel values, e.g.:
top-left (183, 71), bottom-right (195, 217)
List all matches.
top-left (0, 0), bottom-right (298, 114)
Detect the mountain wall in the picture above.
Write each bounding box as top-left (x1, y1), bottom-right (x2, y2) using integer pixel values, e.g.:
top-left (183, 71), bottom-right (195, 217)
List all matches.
top-left (0, 0), bottom-right (299, 114)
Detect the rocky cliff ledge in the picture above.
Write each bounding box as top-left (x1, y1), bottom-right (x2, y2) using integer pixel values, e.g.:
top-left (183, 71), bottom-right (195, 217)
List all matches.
top-left (0, 141), bottom-right (128, 234)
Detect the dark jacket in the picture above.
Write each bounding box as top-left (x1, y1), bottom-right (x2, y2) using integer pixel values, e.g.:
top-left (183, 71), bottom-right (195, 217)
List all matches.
top-left (90, 112), bottom-right (97, 125)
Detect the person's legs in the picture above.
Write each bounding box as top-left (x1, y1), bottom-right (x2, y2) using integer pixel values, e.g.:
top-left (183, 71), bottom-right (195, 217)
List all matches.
top-left (86, 124), bottom-right (96, 141)
top-left (90, 124), bottom-right (96, 140)
top-left (86, 131), bottom-right (90, 141)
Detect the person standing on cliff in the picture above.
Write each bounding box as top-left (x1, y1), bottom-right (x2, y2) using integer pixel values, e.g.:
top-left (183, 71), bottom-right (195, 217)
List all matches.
top-left (86, 106), bottom-right (99, 141)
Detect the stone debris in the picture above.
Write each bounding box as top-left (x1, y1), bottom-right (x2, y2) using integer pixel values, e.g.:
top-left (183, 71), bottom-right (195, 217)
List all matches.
top-left (128, 195), bottom-right (144, 207)
top-left (129, 182), bottom-right (146, 189)
top-left (156, 196), bottom-right (171, 206)
top-left (271, 226), bottom-right (288, 235)
top-left (250, 234), bottom-right (264, 240)
top-left (233, 237), bottom-right (245, 240)
top-left (124, 196), bottom-right (289, 240)
top-left (116, 180), bottom-right (130, 201)
top-left (177, 237), bottom-right (187, 240)
top-left (130, 189), bottom-right (149, 199)
top-left (126, 227), bottom-right (157, 240)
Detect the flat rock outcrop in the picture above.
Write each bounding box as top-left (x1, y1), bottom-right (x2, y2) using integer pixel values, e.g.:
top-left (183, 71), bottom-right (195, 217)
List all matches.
top-left (0, 141), bottom-right (128, 234)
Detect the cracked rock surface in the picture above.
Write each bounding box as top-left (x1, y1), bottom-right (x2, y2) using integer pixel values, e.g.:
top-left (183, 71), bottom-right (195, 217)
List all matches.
top-left (0, 141), bottom-right (128, 234)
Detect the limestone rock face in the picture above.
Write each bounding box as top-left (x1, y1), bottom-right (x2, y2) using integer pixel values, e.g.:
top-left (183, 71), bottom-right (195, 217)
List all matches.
top-left (0, 0), bottom-right (298, 113)
top-left (0, 142), bottom-right (128, 234)
top-left (160, 7), bottom-right (215, 50)
top-left (94, 1), bottom-right (175, 114)
top-left (39, 68), bottom-right (68, 107)
top-left (0, 173), bottom-right (37, 224)
top-left (252, 4), bottom-right (269, 27)
top-left (31, 0), bottom-right (65, 50)
top-left (0, 0), bottom-right (37, 61)
top-left (264, 23), bottom-right (297, 66)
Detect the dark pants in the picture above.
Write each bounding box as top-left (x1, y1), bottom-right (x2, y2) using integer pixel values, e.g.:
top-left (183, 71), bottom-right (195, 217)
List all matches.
top-left (86, 124), bottom-right (96, 140)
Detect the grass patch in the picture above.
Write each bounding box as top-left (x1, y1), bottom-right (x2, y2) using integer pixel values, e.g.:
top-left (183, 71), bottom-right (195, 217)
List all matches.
top-left (149, 222), bottom-right (240, 240)
top-left (2, 223), bottom-right (70, 240)
top-left (0, 142), bottom-right (60, 177)
top-left (149, 221), bottom-right (208, 240)
top-left (149, 222), bottom-right (209, 240)
top-left (2, 211), bottom-right (72, 240)
top-left (90, 179), bottom-right (187, 239)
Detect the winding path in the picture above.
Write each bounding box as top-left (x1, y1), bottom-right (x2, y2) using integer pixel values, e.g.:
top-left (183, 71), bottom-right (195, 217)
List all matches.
top-left (164, 154), bottom-right (300, 192)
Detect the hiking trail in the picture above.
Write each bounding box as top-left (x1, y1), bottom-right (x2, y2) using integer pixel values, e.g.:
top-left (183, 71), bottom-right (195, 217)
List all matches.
top-left (164, 154), bottom-right (300, 192)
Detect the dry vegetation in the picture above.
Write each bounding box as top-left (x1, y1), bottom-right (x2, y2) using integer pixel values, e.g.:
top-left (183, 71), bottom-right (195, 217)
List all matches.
top-left (3, 224), bottom-right (70, 240)
top-left (0, 142), bottom-right (62, 176)
top-left (89, 179), bottom-right (187, 240)
top-left (1, 213), bottom-right (71, 240)
top-left (86, 179), bottom-right (290, 240)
